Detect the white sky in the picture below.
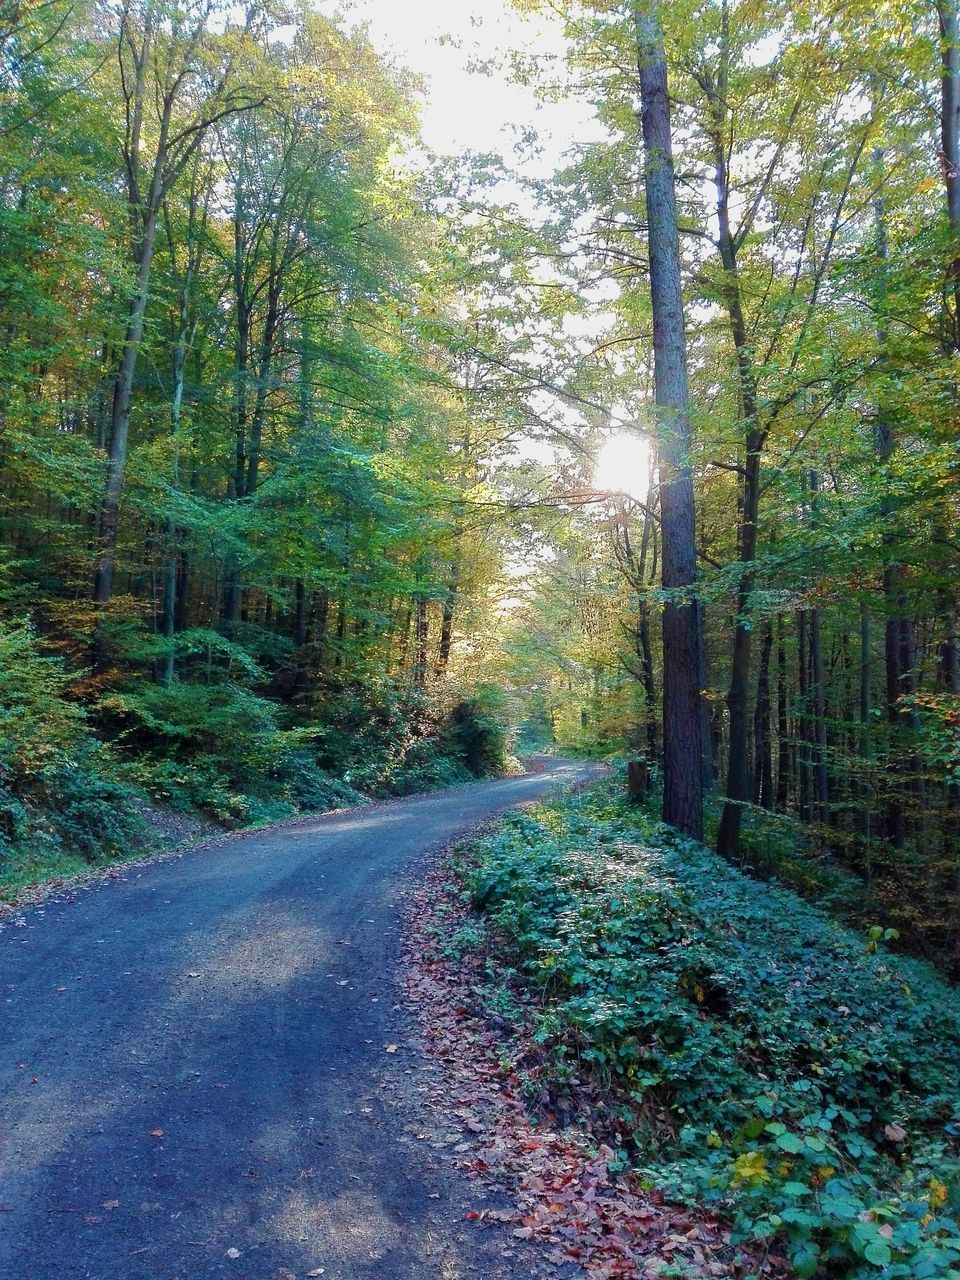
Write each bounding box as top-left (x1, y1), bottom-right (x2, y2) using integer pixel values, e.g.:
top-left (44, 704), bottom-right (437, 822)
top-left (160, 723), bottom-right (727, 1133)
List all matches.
top-left (319, 0), bottom-right (600, 169)
top-left (314, 1), bottom-right (627, 493)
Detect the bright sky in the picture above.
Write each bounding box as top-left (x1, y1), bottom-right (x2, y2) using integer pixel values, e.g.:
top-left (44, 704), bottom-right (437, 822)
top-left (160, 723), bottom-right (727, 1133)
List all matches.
top-left (317, 1), bottom-right (637, 498)
top-left (321, 0), bottom-right (600, 169)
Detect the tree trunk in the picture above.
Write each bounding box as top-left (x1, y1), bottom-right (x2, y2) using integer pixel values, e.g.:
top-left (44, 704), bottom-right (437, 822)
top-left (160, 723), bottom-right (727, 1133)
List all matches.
top-left (413, 597), bottom-right (428, 689)
top-left (939, 0), bottom-right (960, 345)
top-left (635, 0), bottom-right (704, 839)
top-left (753, 621), bottom-right (773, 808)
top-left (807, 471), bottom-right (830, 827)
top-left (705, 33), bottom-right (765, 857)
top-left (775, 615), bottom-right (790, 809)
top-left (93, 215), bottom-right (158, 608)
top-left (435, 557), bottom-right (460, 679)
top-left (797, 609), bottom-right (812, 822)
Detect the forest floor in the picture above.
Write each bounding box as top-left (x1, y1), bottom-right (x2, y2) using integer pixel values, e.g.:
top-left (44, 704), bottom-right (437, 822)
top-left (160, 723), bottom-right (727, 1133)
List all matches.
top-left (401, 840), bottom-right (772, 1280)
top-left (0, 759), bottom-right (599, 1280)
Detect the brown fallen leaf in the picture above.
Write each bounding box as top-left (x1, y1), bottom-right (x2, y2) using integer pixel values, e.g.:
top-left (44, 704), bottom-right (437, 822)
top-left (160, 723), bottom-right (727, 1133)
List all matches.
top-left (149, 1129), bottom-right (164, 1138)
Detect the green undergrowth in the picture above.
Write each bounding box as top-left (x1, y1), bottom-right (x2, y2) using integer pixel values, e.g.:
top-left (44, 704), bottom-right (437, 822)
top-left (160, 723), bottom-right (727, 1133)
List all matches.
top-left (0, 621), bottom-right (150, 899)
top-left (0, 619), bottom-right (513, 897)
top-left (457, 781), bottom-right (960, 1279)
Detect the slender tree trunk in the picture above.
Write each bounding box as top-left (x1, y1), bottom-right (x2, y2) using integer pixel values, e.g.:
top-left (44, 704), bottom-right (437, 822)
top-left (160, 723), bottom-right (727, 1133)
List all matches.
top-left (810, 600), bottom-right (829, 826)
top-left (807, 471), bottom-right (830, 827)
top-left (635, 0), bottom-right (703, 839)
top-left (294, 580), bottom-right (308, 648)
top-left (797, 609), bottom-right (812, 822)
top-left (753, 621), bottom-right (773, 808)
top-left (936, 1), bottom-right (960, 830)
top-left (93, 215), bottom-right (158, 607)
top-left (859, 608), bottom-right (873, 873)
top-left (704, 30), bottom-right (765, 857)
top-left (435, 557), bottom-right (460, 679)
top-left (413, 597), bottom-right (428, 689)
top-left (939, 0), bottom-right (960, 346)
top-left (776, 615), bottom-right (790, 809)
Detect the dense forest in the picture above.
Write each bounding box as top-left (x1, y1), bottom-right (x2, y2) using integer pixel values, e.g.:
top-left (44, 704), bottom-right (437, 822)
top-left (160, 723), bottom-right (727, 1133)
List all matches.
top-left (1, 0), bottom-right (958, 970)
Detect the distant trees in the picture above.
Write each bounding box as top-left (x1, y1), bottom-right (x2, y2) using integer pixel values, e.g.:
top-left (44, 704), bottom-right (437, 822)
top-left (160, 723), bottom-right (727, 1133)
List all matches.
top-left (0, 0), bottom-right (515, 827)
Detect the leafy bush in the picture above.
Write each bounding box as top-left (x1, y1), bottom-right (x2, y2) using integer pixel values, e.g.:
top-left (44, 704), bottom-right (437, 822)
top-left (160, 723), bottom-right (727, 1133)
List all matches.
top-left (388, 751), bottom-right (474, 796)
top-left (0, 621), bottom-right (145, 869)
top-left (444, 683), bottom-right (511, 777)
top-left (463, 782), bottom-right (960, 1279)
top-left (100, 681), bottom-right (364, 822)
top-left (308, 678), bottom-right (505, 797)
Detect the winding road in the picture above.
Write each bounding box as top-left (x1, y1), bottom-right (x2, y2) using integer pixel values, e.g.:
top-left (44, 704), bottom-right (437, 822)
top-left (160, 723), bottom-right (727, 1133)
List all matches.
top-left (0, 760), bottom-right (595, 1280)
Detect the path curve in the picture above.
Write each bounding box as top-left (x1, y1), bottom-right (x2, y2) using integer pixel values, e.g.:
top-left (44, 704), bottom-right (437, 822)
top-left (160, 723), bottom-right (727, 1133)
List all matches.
top-left (0, 760), bottom-right (598, 1280)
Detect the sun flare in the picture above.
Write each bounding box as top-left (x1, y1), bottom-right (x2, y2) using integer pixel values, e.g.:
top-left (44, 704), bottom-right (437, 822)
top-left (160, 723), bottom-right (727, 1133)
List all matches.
top-left (593, 433), bottom-right (652, 502)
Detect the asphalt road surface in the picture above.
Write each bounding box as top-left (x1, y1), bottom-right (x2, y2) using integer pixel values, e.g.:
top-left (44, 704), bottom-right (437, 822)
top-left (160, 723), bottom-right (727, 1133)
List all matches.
top-left (0, 760), bottom-right (597, 1280)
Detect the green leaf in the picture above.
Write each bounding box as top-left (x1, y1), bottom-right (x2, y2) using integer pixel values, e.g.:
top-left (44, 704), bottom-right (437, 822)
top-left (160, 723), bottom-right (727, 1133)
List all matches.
top-left (775, 1132), bottom-right (805, 1153)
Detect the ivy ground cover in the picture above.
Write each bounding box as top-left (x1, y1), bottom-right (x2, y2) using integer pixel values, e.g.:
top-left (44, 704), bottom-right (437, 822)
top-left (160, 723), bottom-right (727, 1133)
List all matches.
top-left (454, 782), bottom-right (960, 1278)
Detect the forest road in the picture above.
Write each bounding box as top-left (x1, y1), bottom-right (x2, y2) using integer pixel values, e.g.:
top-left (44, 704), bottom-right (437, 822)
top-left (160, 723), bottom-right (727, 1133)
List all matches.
top-left (0, 758), bottom-right (600, 1280)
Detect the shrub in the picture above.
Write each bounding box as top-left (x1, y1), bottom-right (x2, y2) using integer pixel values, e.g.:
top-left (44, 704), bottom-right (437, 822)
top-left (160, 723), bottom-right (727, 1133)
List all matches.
top-left (0, 620), bottom-right (145, 868)
top-left (445, 683), bottom-right (511, 777)
top-left (463, 783), bottom-right (960, 1279)
top-left (100, 681), bottom-right (364, 822)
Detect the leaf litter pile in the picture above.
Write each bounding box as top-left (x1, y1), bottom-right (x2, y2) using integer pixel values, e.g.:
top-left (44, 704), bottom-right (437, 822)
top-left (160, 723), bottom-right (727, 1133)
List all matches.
top-left (402, 857), bottom-right (782, 1280)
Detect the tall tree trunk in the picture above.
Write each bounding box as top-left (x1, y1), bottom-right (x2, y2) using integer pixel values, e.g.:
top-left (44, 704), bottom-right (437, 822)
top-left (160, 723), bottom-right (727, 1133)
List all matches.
top-left (753, 621), bottom-right (773, 808)
top-left (435, 556), bottom-right (460, 679)
top-left (807, 471), bottom-right (830, 827)
top-left (93, 213), bottom-right (158, 608)
top-left (797, 609), bottom-right (812, 822)
top-left (872, 142), bottom-right (919, 846)
top-left (775, 615), bottom-right (790, 809)
top-left (703, 22), bottom-right (765, 857)
top-left (413, 597), bottom-right (429, 689)
top-left (937, 1), bottom-right (960, 830)
top-left (939, 0), bottom-right (960, 346)
top-left (293, 579), bottom-right (309, 648)
top-left (859, 607), bottom-right (874, 873)
top-left (635, 0), bottom-right (704, 839)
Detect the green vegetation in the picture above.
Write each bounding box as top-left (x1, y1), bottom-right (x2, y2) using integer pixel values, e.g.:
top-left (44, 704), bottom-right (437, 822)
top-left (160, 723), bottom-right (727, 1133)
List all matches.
top-left (459, 780), bottom-right (960, 1278)
top-left (3, 0), bottom-right (960, 1265)
top-left (0, 622), bottom-right (147, 882)
top-left (2, 0), bottom-right (959, 951)
top-left (0, 0), bottom-right (525, 885)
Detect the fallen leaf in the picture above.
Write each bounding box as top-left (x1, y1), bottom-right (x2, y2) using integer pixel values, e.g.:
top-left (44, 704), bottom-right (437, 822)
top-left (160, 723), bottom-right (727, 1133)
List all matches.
top-left (384, 1044), bottom-right (399, 1053)
top-left (225, 1246), bottom-right (241, 1259)
top-left (149, 1129), bottom-right (164, 1138)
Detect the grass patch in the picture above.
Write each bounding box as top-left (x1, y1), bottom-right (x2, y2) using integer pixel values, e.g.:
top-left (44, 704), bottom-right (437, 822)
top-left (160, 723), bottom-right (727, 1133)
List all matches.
top-left (458, 780), bottom-right (960, 1279)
